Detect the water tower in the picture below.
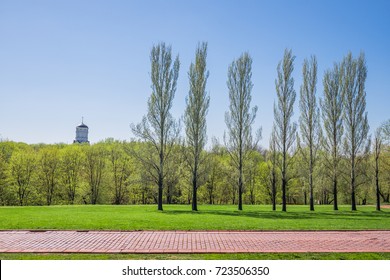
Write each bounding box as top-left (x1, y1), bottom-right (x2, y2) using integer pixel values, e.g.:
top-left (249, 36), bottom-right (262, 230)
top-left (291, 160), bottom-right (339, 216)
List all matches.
top-left (73, 117), bottom-right (89, 143)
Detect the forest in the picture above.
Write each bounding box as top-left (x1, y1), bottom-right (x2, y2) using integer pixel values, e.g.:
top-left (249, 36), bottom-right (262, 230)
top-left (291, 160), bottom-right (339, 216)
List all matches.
top-left (0, 137), bottom-right (389, 209)
top-left (1, 43), bottom-right (389, 211)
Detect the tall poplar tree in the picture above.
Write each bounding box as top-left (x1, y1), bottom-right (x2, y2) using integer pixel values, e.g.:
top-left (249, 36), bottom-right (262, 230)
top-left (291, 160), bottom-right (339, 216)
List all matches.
top-left (321, 62), bottom-right (344, 211)
top-left (382, 119), bottom-right (390, 141)
top-left (131, 42), bottom-right (180, 211)
top-left (342, 52), bottom-right (369, 211)
top-left (225, 52), bottom-right (260, 211)
top-left (274, 49), bottom-right (297, 212)
top-left (184, 42), bottom-right (210, 211)
top-left (298, 56), bottom-right (320, 211)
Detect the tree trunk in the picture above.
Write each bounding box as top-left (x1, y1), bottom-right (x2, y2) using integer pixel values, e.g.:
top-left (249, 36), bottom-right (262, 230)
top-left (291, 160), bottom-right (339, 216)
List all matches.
top-left (282, 142), bottom-right (287, 212)
top-left (375, 157), bottom-right (380, 211)
top-left (167, 189), bottom-right (172, 204)
top-left (238, 173), bottom-right (243, 211)
top-left (158, 173), bottom-right (163, 211)
top-left (158, 141), bottom-right (164, 210)
top-left (309, 163), bottom-right (314, 211)
top-left (272, 169), bottom-right (276, 211)
top-left (192, 171), bottom-right (198, 211)
top-left (333, 177), bottom-right (338, 210)
top-left (282, 177), bottom-right (287, 212)
top-left (351, 157), bottom-right (357, 211)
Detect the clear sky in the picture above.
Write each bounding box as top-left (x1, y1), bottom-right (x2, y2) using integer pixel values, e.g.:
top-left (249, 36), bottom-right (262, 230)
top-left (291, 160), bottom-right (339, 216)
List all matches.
top-left (1, 0), bottom-right (389, 148)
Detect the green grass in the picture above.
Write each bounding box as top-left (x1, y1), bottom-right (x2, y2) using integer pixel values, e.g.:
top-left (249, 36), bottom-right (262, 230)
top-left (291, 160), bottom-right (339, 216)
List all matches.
top-left (1, 253), bottom-right (389, 260)
top-left (0, 204), bottom-right (389, 231)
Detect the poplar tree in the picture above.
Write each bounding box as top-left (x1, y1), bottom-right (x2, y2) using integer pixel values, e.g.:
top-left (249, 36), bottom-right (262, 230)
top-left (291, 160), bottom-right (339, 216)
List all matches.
top-left (382, 119), bottom-right (390, 141)
top-left (184, 42), bottom-right (210, 211)
top-left (225, 52), bottom-right (260, 211)
top-left (131, 42), bottom-right (180, 211)
top-left (298, 56), bottom-right (320, 211)
top-left (342, 52), bottom-right (369, 211)
top-left (274, 49), bottom-right (297, 212)
top-left (321, 63), bottom-right (344, 211)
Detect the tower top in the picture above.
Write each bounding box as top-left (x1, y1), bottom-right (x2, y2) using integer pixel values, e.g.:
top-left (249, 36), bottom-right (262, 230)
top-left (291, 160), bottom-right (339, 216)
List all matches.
top-left (77, 117), bottom-right (88, 128)
top-left (74, 117), bottom-right (89, 143)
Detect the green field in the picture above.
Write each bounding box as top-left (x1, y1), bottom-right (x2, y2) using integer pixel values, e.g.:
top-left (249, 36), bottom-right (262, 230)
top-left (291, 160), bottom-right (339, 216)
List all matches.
top-left (1, 253), bottom-right (390, 260)
top-left (0, 204), bottom-right (389, 231)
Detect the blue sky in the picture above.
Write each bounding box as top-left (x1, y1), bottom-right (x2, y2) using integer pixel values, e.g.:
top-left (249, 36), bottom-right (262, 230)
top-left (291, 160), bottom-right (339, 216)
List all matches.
top-left (0, 0), bottom-right (389, 148)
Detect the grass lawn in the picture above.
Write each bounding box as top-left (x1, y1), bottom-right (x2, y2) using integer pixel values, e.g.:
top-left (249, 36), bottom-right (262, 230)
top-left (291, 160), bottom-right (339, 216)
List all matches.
top-left (1, 252), bottom-right (390, 260)
top-left (0, 204), bottom-right (389, 231)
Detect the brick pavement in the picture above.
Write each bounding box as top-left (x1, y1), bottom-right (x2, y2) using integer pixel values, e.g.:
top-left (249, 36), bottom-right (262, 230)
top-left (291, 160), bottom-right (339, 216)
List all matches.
top-left (0, 230), bottom-right (390, 253)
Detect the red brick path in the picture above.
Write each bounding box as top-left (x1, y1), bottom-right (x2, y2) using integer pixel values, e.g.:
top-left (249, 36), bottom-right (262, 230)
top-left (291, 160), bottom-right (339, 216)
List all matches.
top-left (0, 230), bottom-right (389, 253)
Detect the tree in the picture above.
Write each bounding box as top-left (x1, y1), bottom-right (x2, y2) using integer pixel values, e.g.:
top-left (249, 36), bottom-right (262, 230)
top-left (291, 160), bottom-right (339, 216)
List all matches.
top-left (60, 145), bottom-right (83, 204)
top-left (382, 119), bottom-right (390, 141)
top-left (184, 42), bottom-right (210, 211)
top-left (274, 49), bottom-right (297, 212)
top-left (225, 52), bottom-right (260, 211)
top-left (245, 149), bottom-right (262, 204)
top-left (130, 42), bottom-right (180, 211)
top-left (298, 56), bottom-right (320, 211)
top-left (203, 138), bottom-right (224, 205)
top-left (165, 145), bottom-right (184, 204)
top-left (0, 152), bottom-right (9, 205)
top-left (321, 62), bottom-right (344, 211)
top-left (342, 52), bottom-right (369, 211)
top-left (9, 149), bottom-right (36, 206)
top-left (85, 144), bottom-right (106, 204)
top-left (38, 146), bottom-right (60, 205)
top-left (108, 142), bottom-right (131, 205)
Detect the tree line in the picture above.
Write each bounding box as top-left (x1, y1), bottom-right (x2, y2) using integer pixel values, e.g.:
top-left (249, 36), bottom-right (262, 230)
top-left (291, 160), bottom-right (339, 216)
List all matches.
top-left (1, 42), bottom-right (389, 211)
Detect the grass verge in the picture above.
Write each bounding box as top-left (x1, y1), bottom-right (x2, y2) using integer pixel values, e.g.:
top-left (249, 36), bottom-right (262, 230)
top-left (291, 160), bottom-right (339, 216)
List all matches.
top-left (1, 253), bottom-right (390, 260)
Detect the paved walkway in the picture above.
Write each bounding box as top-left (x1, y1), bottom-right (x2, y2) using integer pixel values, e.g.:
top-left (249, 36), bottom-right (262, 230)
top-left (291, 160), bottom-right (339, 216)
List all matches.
top-left (1, 230), bottom-right (390, 253)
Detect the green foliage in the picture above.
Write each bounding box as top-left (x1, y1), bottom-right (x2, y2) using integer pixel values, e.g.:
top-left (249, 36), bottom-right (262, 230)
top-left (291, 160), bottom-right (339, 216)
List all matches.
top-left (84, 144), bottom-right (106, 204)
top-left (59, 144), bottom-right (84, 204)
top-left (0, 139), bottom-right (389, 207)
top-left (8, 147), bottom-right (37, 206)
top-left (38, 145), bottom-right (60, 205)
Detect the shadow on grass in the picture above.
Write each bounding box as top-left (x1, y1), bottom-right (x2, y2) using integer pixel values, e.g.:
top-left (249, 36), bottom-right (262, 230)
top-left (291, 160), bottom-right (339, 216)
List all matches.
top-left (161, 209), bottom-right (389, 221)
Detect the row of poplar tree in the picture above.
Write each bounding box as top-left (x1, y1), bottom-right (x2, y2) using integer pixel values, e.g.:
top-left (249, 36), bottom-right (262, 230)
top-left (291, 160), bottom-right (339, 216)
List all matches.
top-left (1, 42), bottom-right (389, 211)
top-left (130, 42), bottom-right (390, 212)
